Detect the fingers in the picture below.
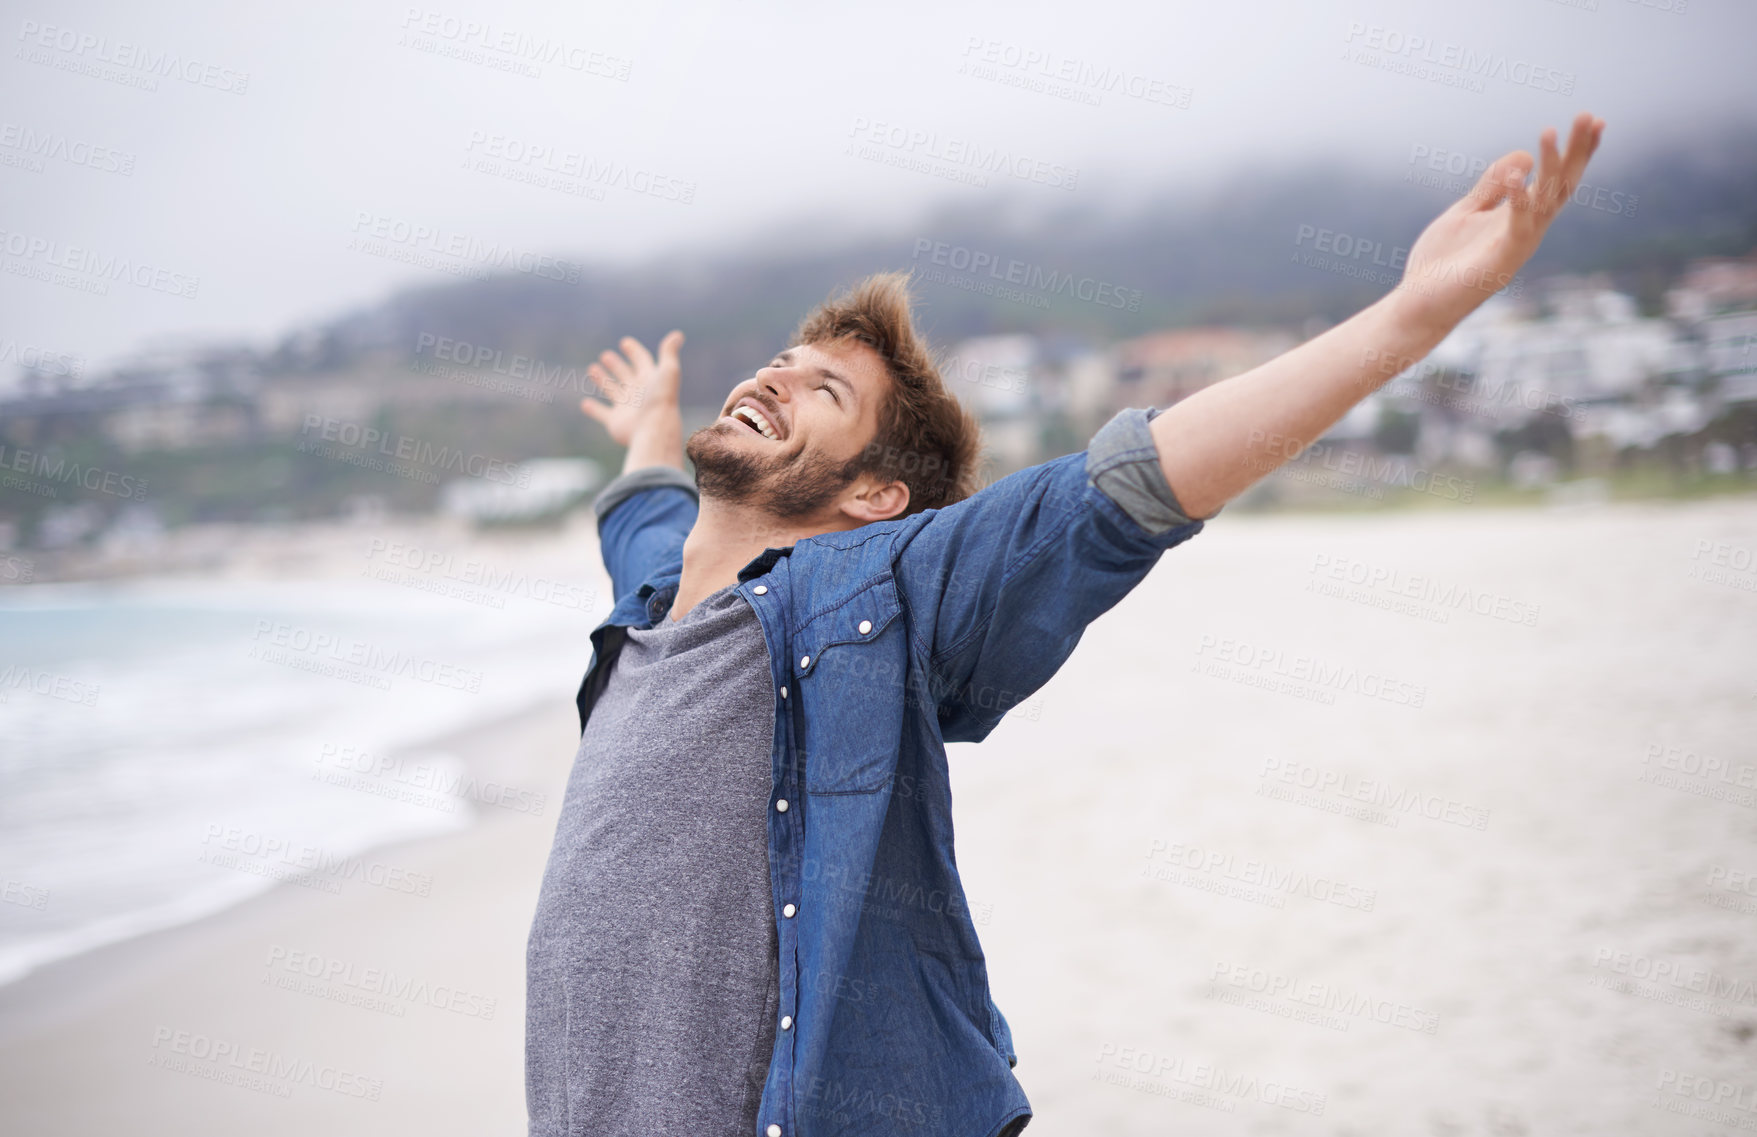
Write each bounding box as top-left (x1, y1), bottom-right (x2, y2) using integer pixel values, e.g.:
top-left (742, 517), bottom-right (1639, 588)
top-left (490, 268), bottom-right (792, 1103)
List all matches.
top-left (1535, 125), bottom-right (1563, 207)
top-left (1464, 150), bottom-right (1533, 213)
top-left (587, 361), bottom-right (623, 398)
top-left (597, 346), bottom-right (635, 386)
top-left (579, 396), bottom-right (609, 423)
top-left (1534, 111), bottom-right (1603, 219)
top-left (593, 332), bottom-right (684, 403)
top-left (619, 335), bottom-right (655, 373)
top-left (1559, 112), bottom-right (1602, 194)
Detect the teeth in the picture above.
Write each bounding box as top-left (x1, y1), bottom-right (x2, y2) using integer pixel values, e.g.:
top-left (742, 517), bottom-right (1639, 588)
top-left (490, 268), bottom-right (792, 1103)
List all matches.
top-left (733, 405), bottom-right (779, 440)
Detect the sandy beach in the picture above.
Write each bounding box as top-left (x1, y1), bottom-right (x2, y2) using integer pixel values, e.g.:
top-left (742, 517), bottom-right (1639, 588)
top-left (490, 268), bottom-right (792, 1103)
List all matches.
top-left (2, 493), bottom-right (1754, 1136)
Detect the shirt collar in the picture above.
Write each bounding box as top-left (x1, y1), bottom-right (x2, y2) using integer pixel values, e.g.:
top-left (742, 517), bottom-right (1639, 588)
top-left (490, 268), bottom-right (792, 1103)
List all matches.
top-left (625, 545), bottom-right (793, 625)
top-left (736, 545), bottom-right (794, 582)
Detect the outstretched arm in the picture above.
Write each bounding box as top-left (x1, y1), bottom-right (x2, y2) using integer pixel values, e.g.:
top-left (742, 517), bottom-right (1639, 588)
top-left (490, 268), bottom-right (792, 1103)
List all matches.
top-left (581, 329), bottom-right (687, 475)
top-left (1151, 112), bottom-right (1606, 520)
top-left (580, 330), bottom-right (699, 601)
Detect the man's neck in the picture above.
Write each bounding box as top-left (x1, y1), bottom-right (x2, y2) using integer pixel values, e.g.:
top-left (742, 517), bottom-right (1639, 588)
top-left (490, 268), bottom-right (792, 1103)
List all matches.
top-left (668, 496), bottom-right (841, 623)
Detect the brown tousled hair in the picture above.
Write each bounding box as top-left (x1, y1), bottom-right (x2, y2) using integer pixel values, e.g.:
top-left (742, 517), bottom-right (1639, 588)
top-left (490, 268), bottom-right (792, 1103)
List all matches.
top-left (792, 271), bottom-right (984, 518)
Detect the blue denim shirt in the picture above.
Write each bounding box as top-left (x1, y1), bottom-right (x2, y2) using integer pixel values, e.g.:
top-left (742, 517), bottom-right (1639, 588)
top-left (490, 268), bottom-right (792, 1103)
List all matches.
top-left (573, 406), bottom-right (1207, 1137)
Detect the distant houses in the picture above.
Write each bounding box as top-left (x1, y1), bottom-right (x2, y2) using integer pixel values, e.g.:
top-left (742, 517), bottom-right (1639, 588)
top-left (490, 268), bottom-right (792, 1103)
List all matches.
top-left (2, 251), bottom-right (1754, 556)
top-left (1107, 326), bottom-right (1300, 413)
top-left (936, 253), bottom-right (1757, 488)
top-left (0, 341), bottom-right (266, 452)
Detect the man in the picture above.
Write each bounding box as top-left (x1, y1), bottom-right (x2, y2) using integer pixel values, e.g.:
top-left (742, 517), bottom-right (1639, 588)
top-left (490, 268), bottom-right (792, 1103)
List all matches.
top-left (526, 114), bottom-right (1605, 1137)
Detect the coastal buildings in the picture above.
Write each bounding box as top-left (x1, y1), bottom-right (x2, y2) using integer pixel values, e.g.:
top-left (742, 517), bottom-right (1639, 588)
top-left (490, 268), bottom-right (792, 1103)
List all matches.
top-left (3, 253), bottom-right (1754, 555)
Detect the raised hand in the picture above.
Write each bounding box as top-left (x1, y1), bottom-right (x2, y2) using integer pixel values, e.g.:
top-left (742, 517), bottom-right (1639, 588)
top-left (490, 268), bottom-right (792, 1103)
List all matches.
top-left (580, 330), bottom-right (684, 448)
top-left (1147, 113), bottom-right (1609, 521)
top-left (1390, 112), bottom-right (1606, 336)
top-left (581, 330), bottom-right (687, 474)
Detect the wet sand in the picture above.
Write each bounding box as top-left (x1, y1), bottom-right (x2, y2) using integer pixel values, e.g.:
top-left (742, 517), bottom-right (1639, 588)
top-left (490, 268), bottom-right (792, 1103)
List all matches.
top-left (1, 494), bottom-right (1754, 1135)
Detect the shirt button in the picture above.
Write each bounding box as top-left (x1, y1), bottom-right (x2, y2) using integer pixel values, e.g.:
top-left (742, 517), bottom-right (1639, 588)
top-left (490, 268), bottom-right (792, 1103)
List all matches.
top-left (783, 903), bottom-right (796, 918)
top-left (753, 585), bottom-right (768, 595)
top-left (780, 1015), bottom-right (793, 1030)
top-left (775, 798), bottom-right (789, 812)
top-left (767, 1126), bottom-right (782, 1137)
top-left (780, 685), bottom-right (788, 699)
top-left (858, 619), bottom-right (872, 635)
top-left (799, 654), bottom-right (810, 669)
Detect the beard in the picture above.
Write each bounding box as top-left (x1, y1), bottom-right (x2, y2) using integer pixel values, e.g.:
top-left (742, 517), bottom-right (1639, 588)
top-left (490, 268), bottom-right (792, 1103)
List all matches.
top-left (686, 421), bottom-right (868, 520)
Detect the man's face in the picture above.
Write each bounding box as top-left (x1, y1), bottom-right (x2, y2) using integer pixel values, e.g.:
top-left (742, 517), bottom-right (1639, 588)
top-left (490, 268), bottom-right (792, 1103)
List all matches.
top-left (686, 338), bottom-right (903, 522)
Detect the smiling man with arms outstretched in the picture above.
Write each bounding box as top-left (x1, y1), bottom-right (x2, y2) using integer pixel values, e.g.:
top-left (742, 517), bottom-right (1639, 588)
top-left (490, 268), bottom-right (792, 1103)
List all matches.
top-left (525, 113), bottom-right (1605, 1137)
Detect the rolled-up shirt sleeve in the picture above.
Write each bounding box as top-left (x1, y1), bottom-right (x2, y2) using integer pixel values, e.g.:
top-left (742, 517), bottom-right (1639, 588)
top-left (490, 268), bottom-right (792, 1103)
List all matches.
top-left (891, 406), bottom-right (1209, 743)
top-left (591, 464), bottom-right (700, 604)
top-left (592, 464), bottom-right (699, 526)
top-left (1084, 405), bottom-right (1217, 534)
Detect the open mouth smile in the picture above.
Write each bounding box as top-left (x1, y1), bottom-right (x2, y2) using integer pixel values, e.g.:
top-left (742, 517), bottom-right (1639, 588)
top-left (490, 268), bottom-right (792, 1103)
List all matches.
top-left (727, 401), bottom-right (783, 441)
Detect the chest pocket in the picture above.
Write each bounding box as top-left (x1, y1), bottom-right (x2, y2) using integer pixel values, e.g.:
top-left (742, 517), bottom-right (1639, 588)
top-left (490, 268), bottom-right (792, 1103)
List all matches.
top-left (792, 575), bottom-right (910, 795)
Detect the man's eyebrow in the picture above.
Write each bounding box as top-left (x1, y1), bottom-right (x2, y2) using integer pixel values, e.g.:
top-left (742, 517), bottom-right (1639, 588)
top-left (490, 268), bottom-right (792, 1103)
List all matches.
top-left (775, 349), bottom-right (856, 409)
top-left (818, 367), bottom-right (856, 409)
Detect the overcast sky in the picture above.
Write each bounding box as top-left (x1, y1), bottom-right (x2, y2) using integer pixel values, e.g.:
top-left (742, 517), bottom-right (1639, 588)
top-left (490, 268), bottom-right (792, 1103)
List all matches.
top-left (3, 0), bottom-right (1753, 373)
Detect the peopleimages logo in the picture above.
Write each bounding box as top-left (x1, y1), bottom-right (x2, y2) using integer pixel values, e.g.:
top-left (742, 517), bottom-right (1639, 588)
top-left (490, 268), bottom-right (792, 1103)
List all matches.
top-left (248, 620), bottom-right (486, 694)
top-left (263, 944), bottom-right (498, 1020)
top-left (847, 117), bottom-right (1078, 191)
top-left (0, 443), bottom-right (147, 499)
top-left (1208, 961), bottom-right (1441, 1035)
top-left (1404, 143), bottom-right (1637, 218)
top-left (0, 228), bottom-right (199, 298)
top-left (412, 332), bottom-right (633, 402)
top-left (1244, 429), bottom-right (1477, 504)
top-left (298, 415), bottom-right (531, 487)
top-left (0, 121), bottom-right (136, 175)
top-left (362, 537), bottom-right (595, 616)
top-left (397, 8), bottom-right (632, 80)
top-left (1307, 553), bottom-right (1542, 628)
top-left (1340, 22), bottom-right (1576, 95)
top-left (1092, 1043), bottom-right (1327, 1115)
top-left (15, 20), bottom-right (250, 94)
top-left (911, 238), bottom-right (1142, 311)
top-left (958, 37), bottom-right (1194, 110)
top-left (461, 132), bottom-right (694, 203)
top-left (348, 212), bottom-right (582, 284)
top-left (1143, 838), bottom-right (1378, 911)
top-left (0, 338), bottom-right (84, 379)
top-left (148, 1027), bottom-right (382, 1100)
top-left (0, 664), bottom-right (101, 707)
top-left (1293, 224), bottom-right (1523, 300)
top-left (314, 740), bottom-right (549, 815)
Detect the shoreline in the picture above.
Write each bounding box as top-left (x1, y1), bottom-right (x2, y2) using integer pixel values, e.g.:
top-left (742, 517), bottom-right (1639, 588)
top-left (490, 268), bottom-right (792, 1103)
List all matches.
top-left (6, 483), bottom-right (1755, 589)
top-left (1, 495), bottom-right (1753, 1134)
top-left (0, 507), bottom-right (604, 588)
top-left (0, 694), bottom-right (579, 1133)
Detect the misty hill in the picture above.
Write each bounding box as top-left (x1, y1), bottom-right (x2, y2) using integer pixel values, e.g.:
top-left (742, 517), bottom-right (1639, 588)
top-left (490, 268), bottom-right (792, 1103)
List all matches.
top-left (9, 122), bottom-right (1753, 541)
top-left (283, 121), bottom-right (1757, 410)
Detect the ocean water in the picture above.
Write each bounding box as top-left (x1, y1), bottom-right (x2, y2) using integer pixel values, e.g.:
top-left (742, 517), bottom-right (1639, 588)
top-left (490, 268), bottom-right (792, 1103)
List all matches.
top-left (0, 575), bottom-right (596, 987)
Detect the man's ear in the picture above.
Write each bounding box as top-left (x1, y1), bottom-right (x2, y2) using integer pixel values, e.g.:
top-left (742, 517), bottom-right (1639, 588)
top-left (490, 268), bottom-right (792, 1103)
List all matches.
top-left (839, 476), bottom-right (911, 524)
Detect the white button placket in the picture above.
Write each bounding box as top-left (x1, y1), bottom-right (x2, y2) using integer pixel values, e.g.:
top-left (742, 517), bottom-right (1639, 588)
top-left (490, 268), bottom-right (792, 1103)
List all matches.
top-left (752, 577), bottom-right (800, 1137)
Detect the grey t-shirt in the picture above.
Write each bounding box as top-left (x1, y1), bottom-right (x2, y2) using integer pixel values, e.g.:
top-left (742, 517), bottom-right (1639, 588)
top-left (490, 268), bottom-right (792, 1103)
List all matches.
top-left (526, 582), bottom-right (780, 1136)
